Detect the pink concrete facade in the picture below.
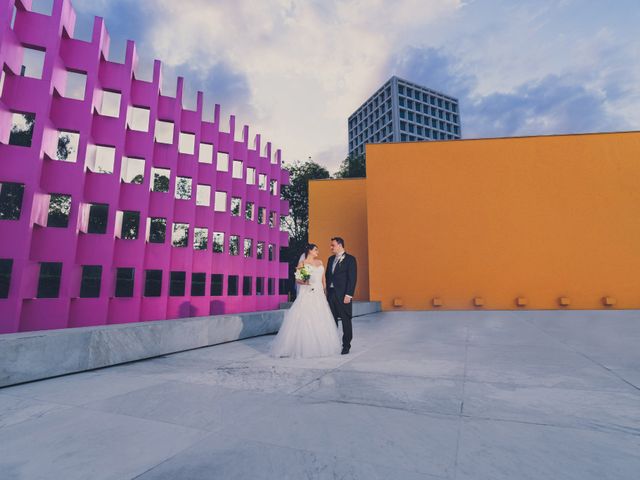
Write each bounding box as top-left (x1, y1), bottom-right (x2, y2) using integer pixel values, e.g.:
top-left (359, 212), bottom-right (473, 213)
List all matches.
top-left (0, 0), bottom-right (290, 333)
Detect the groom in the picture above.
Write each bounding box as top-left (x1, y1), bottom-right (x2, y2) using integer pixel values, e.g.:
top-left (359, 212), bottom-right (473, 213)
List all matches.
top-left (325, 237), bottom-right (357, 355)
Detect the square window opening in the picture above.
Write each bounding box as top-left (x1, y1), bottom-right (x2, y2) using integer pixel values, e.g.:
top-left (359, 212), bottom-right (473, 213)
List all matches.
top-left (127, 106), bottom-right (150, 132)
top-left (175, 177), bottom-right (192, 200)
top-left (172, 223), bottom-right (189, 247)
top-left (9, 112), bottom-right (36, 147)
top-left (178, 132), bottom-right (195, 154)
top-left (155, 120), bottom-right (174, 144)
top-left (99, 90), bottom-right (121, 118)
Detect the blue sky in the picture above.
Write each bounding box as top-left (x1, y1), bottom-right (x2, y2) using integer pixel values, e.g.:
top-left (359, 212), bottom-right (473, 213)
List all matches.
top-left (65, 0), bottom-right (640, 173)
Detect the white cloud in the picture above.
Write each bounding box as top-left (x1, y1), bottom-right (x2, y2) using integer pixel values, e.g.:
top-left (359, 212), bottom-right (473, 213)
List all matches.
top-left (71, 0), bottom-right (640, 172)
top-left (134, 0), bottom-right (463, 169)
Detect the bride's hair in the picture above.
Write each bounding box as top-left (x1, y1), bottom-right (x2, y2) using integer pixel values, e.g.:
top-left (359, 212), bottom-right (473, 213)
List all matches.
top-left (303, 243), bottom-right (318, 258)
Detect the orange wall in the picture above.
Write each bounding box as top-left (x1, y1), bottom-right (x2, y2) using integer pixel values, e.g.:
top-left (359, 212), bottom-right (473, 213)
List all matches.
top-left (308, 178), bottom-right (369, 301)
top-left (366, 132), bottom-right (640, 310)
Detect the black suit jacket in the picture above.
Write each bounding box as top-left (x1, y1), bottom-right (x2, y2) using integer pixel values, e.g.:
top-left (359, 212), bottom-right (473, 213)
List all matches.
top-left (325, 253), bottom-right (357, 299)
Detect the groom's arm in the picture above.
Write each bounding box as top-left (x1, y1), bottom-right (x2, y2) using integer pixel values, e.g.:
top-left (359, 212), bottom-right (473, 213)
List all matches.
top-left (345, 256), bottom-right (357, 298)
top-left (325, 258), bottom-right (333, 298)
top-left (325, 257), bottom-right (334, 279)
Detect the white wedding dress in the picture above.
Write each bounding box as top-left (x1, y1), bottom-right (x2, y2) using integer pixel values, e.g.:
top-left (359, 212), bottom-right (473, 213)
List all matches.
top-left (270, 263), bottom-right (341, 358)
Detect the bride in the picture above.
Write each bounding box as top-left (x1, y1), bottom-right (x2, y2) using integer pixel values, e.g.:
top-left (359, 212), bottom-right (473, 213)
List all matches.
top-left (270, 243), bottom-right (341, 358)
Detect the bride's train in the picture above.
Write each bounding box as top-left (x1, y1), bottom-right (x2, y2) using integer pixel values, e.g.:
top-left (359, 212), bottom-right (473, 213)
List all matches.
top-left (270, 264), bottom-right (341, 358)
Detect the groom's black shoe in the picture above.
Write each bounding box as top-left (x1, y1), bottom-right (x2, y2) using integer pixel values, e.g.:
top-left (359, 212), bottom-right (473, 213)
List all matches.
top-left (341, 346), bottom-right (350, 355)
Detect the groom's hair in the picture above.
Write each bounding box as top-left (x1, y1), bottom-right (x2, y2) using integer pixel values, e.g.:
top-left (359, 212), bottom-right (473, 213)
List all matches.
top-left (331, 237), bottom-right (345, 247)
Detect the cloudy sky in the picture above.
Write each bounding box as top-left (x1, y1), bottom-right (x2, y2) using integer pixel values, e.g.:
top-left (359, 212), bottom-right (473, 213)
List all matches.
top-left (67, 0), bottom-right (640, 174)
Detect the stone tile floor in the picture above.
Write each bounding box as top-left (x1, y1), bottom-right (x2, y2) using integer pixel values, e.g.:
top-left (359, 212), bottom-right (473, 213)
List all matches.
top-left (1, 310), bottom-right (639, 479)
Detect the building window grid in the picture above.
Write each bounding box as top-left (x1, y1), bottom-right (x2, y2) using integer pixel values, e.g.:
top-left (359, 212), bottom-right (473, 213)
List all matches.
top-left (349, 92), bottom-right (392, 131)
top-left (351, 111), bottom-right (393, 151)
top-left (399, 94), bottom-right (458, 116)
top-left (398, 101), bottom-right (460, 139)
top-left (350, 80), bottom-right (460, 153)
top-left (399, 119), bottom-right (458, 139)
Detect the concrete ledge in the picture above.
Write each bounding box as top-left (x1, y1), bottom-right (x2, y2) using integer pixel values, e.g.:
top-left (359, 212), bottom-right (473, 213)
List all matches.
top-left (0, 302), bottom-right (383, 387)
top-left (352, 301), bottom-right (383, 317)
top-left (279, 300), bottom-right (382, 317)
top-left (0, 310), bottom-right (285, 388)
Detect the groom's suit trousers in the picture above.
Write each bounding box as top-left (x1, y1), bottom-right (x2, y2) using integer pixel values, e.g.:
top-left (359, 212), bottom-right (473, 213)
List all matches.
top-left (327, 287), bottom-right (353, 349)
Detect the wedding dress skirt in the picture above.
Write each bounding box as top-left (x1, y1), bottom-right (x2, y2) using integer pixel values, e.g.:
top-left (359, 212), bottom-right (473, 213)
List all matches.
top-left (270, 265), bottom-right (341, 358)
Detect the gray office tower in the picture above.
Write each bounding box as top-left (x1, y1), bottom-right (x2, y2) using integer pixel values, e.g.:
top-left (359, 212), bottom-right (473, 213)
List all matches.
top-left (348, 76), bottom-right (461, 157)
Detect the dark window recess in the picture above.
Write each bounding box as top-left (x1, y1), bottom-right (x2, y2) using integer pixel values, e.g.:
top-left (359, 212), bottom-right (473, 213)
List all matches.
top-left (228, 275), bottom-right (239, 296)
top-left (0, 259), bottom-right (13, 298)
top-left (79, 265), bottom-right (102, 298)
top-left (88, 204), bottom-right (108, 234)
top-left (268, 278), bottom-right (275, 296)
top-left (210, 274), bottom-right (223, 296)
top-left (256, 277), bottom-right (264, 296)
top-left (47, 194), bottom-right (71, 228)
top-left (121, 211), bottom-right (140, 239)
top-left (115, 267), bottom-right (134, 297)
top-left (242, 276), bottom-right (252, 296)
top-left (191, 272), bottom-right (206, 296)
top-left (279, 278), bottom-right (289, 296)
top-left (37, 262), bottom-right (62, 298)
top-left (149, 218), bottom-right (166, 243)
top-left (144, 269), bottom-right (162, 297)
top-left (169, 271), bottom-right (186, 296)
top-left (0, 182), bottom-right (25, 220)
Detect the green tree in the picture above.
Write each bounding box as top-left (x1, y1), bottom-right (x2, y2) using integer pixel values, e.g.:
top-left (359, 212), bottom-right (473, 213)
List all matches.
top-left (56, 134), bottom-right (72, 160)
top-left (280, 159), bottom-right (330, 296)
top-left (47, 194), bottom-right (71, 227)
top-left (176, 178), bottom-right (191, 199)
top-left (334, 154), bottom-right (366, 179)
top-left (121, 212), bottom-right (139, 239)
top-left (172, 224), bottom-right (189, 247)
top-left (153, 173), bottom-right (170, 192)
top-left (9, 113), bottom-right (35, 147)
top-left (131, 174), bottom-right (144, 185)
top-left (194, 228), bottom-right (208, 250)
top-left (0, 182), bottom-right (25, 220)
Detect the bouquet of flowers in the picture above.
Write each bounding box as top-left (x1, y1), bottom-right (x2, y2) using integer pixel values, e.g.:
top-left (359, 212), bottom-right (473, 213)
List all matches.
top-left (295, 264), bottom-right (312, 283)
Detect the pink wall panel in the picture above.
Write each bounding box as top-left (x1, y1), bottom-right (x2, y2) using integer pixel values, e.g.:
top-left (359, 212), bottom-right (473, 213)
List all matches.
top-left (0, 0), bottom-right (290, 333)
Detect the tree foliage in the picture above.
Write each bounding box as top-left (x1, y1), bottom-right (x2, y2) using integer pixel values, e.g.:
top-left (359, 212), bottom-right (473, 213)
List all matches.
top-left (131, 174), bottom-right (144, 185)
top-left (0, 183), bottom-right (25, 220)
top-left (153, 174), bottom-right (170, 193)
top-left (334, 154), bottom-right (366, 179)
top-left (176, 178), bottom-right (192, 199)
top-left (47, 194), bottom-right (71, 227)
top-left (121, 212), bottom-right (139, 239)
top-left (56, 134), bottom-right (72, 160)
top-left (9, 113), bottom-right (35, 147)
top-left (280, 160), bottom-right (330, 295)
top-left (281, 160), bottom-right (330, 246)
